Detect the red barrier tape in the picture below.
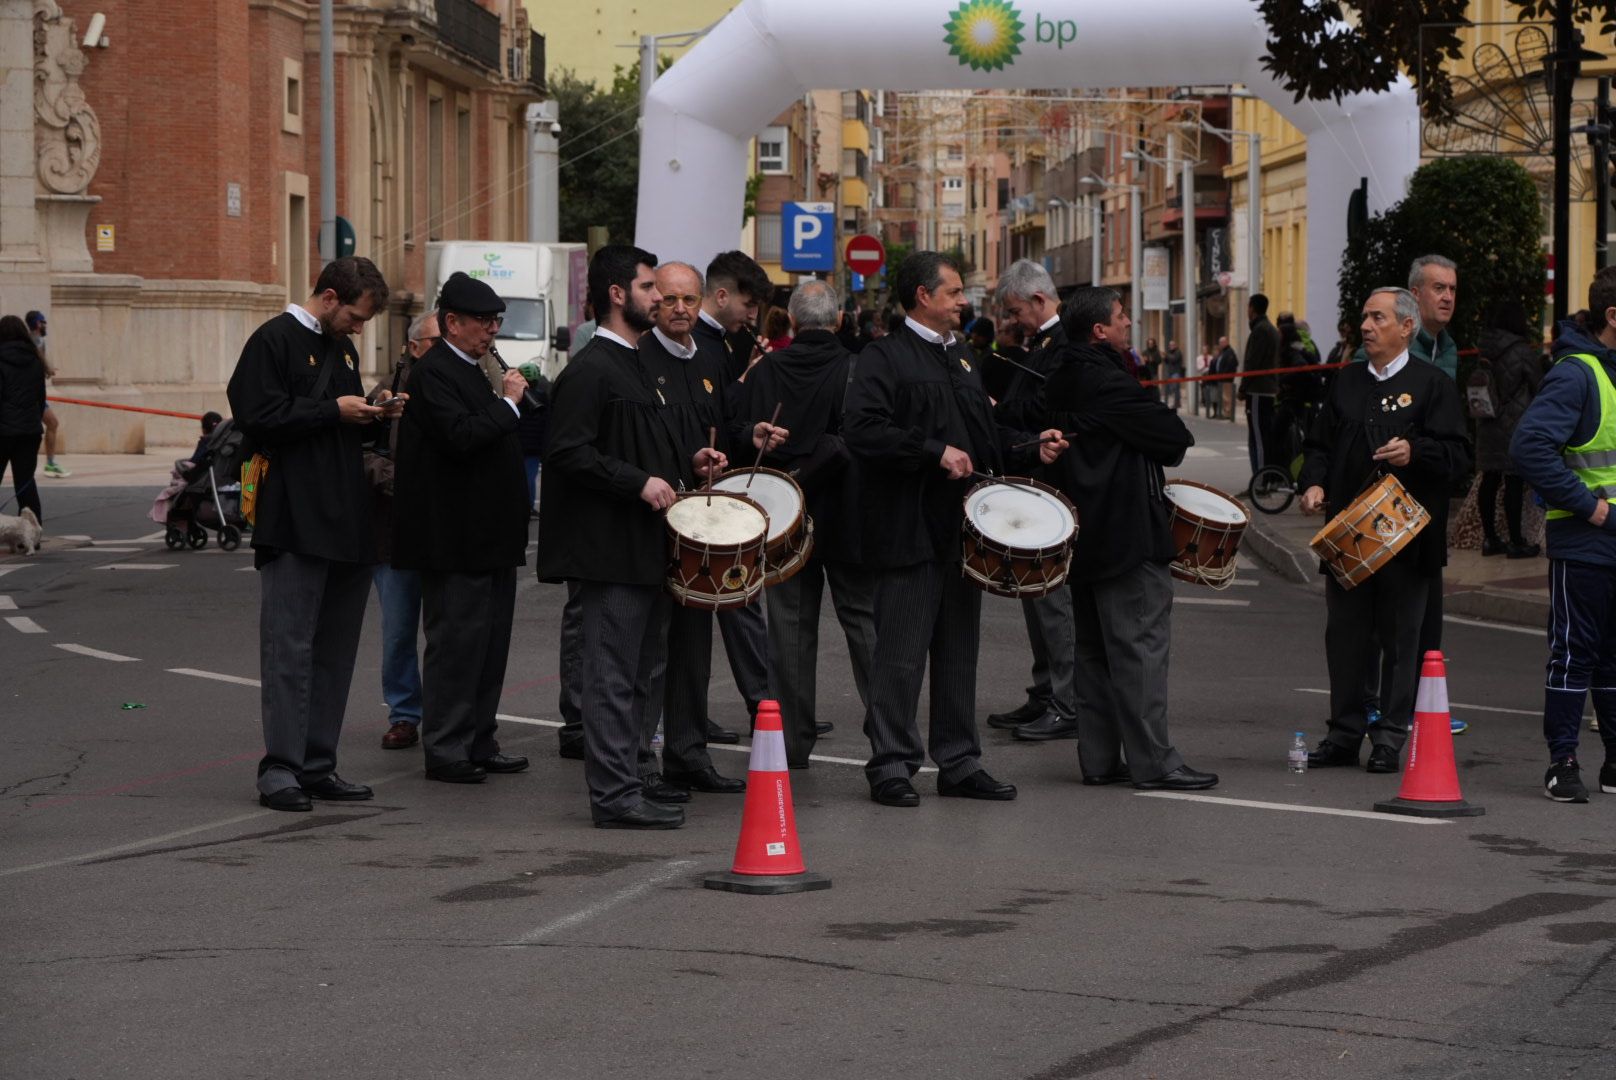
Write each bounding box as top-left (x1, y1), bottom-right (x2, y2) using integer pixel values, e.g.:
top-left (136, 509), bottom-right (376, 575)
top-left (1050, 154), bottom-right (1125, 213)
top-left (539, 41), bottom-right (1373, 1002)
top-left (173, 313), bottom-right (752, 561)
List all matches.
top-left (1142, 346), bottom-right (1482, 387)
top-left (47, 396), bottom-right (205, 421)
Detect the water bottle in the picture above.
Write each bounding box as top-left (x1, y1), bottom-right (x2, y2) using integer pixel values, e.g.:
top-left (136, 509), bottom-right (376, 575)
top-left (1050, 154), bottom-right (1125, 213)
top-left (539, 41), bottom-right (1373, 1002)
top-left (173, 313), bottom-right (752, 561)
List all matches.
top-left (1288, 732), bottom-right (1308, 774)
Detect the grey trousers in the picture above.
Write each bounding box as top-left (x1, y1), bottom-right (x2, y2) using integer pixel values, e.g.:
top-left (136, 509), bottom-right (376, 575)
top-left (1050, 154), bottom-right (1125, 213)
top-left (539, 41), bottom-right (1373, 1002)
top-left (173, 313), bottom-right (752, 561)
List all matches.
top-left (1020, 586), bottom-right (1079, 718)
top-left (1069, 561), bottom-right (1184, 783)
top-left (716, 598), bottom-right (770, 711)
top-left (557, 580), bottom-right (583, 744)
top-left (1326, 558), bottom-right (1429, 754)
top-left (256, 553), bottom-right (372, 795)
top-left (578, 580), bottom-right (670, 822)
top-left (766, 559), bottom-right (877, 766)
top-left (661, 595), bottom-right (770, 774)
top-left (419, 567), bottom-right (514, 769)
top-left (862, 562), bottom-right (985, 786)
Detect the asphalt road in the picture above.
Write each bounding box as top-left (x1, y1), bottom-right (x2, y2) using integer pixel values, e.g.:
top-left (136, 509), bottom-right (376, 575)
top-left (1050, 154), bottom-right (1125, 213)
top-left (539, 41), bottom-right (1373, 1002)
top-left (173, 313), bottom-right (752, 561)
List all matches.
top-left (3, 416), bottom-right (1614, 1079)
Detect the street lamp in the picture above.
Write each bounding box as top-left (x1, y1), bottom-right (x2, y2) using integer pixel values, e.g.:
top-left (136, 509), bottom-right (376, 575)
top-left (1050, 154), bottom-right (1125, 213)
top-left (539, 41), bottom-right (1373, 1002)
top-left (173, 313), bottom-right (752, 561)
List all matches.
top-left (1122, 148), bottom-right (1200, 369)
top-left (1048, 196), bottom-right (1103, 287)
top-left (1081, 174), bottom-right (1143, 350)
top-left (1200, 117), bottom-right (1262, 304)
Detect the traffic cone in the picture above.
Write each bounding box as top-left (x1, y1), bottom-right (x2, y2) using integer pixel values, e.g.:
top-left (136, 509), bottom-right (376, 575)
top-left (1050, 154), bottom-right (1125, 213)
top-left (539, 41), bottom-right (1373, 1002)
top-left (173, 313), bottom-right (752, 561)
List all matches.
top-left (703, 700), bottom-right (831, 895)
top-left (1374, 651), bottom-right (1485, 818)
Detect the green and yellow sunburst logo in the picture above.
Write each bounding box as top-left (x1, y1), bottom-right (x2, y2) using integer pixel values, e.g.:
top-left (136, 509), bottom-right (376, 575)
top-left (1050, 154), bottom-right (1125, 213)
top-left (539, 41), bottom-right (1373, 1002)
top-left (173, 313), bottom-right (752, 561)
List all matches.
top-left (943, 0), bottom-right (1025, 71)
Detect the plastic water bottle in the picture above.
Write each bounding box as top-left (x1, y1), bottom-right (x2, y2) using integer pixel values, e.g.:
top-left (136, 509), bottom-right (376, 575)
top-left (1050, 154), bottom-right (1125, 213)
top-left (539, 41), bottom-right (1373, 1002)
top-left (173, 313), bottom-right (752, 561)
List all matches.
top-left (1288, 732), bottom-right (1308, 774)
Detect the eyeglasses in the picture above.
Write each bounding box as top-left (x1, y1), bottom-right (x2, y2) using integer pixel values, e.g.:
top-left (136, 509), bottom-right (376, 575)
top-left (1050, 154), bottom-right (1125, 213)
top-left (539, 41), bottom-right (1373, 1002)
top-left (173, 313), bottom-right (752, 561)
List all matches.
top-left (451, 312), bottom-right (503, 329)
top-left (659, 295), bottom-right (702, 309)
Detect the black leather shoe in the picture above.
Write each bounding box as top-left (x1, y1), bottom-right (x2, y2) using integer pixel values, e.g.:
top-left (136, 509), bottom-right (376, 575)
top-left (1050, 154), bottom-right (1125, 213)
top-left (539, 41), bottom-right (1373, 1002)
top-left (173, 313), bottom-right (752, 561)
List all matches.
top-left (473, 753), bottom-right (529, 774)
top-left (641, 772), bottom-right (692, 803)
top-left (1013, 712), bottom-right (1080, 741)
top-left (870, 777), bottom-right (920, 807)
top-left (703, 718), bottom-right (741, 745)
top-left (663, 766), bottom-right (746, 793)
top-left (1081, 767), bottom-right (1132, 786)
top-left (1307, 740), bottom-right (1359, 768)
top-left (1481, 536), bottom-right (1507, 557)
top-left (1133, 765), bottom-right (1219, 790)
top-left (1506, 542), bottom-right (1542, 560)
top-left (596, 802), bottom-right (685, 829)
top-left (939, 770), bottom-right (1018, 800)
top-left (425, 761), bottom-right (488, 783)
top-left (558, 734), bottom-right (585, 761)
top-left (259, 787), bottom-right (312, 812)
top-left (301, 774), bottom-right (373, 801)
top-left (815, 721), bottom-right (834, 736)
top-left (986, 699), bottom-right (1046, 729)
top-left (1366, 745), bottom-right (1401, 774)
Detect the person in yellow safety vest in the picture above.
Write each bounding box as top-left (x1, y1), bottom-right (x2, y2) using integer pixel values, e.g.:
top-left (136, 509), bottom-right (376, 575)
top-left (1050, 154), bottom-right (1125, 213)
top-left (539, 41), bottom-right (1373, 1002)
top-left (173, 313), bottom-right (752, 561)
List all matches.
top-left (1509, 265), bottom-right (1616, 804)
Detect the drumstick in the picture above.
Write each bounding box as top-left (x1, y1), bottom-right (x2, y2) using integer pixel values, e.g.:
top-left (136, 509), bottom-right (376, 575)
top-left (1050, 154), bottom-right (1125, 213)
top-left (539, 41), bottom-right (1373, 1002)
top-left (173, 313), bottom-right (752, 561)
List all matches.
top-left (1009, 431), bottom-right (1078, 451)
top-left (704, 426), bottom-right (717, 506)
top-left (746, 403), bottom-right (783, 490)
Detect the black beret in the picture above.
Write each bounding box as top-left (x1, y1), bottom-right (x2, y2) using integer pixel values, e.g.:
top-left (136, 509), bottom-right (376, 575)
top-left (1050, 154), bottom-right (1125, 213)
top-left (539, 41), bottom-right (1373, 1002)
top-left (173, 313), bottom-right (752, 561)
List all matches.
top-left (437, 271), bottom-right (507, 316)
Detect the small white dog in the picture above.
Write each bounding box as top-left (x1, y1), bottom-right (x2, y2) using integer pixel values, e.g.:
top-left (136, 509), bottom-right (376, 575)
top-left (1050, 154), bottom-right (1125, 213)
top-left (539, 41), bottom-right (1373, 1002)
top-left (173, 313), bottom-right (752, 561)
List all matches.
top-left (0, 507), bottom-right (42, 554)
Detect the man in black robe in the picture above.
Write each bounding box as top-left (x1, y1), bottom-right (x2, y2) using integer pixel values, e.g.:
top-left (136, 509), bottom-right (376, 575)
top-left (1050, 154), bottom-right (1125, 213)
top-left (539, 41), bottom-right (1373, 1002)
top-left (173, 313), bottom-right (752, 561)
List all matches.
top-left (227, 256), bottom-right (397, 812)
top-left (392, 272), bottom-right (532, 783)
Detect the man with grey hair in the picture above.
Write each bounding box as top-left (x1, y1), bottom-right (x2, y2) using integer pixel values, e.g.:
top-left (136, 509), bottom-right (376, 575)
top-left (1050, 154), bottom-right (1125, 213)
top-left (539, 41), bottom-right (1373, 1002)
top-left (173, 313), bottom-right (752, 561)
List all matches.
top-left (1408, 254), bottom-right (1459, 380)
top-left (1299, 287), bottom-right (1470, 774)
top-left (740, 279), bottom-right (878, 767)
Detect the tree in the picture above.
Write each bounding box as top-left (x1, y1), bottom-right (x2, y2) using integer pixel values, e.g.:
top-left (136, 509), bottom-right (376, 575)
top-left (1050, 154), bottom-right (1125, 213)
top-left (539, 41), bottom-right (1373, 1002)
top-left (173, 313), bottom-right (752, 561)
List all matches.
top-left (549, 65), bottom-right (651, 245)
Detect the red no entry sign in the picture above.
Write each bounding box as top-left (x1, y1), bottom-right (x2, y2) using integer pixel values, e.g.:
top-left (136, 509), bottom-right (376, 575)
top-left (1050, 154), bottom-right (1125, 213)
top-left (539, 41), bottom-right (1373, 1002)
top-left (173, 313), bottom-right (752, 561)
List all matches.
top-left (845, 235), bottom-right (886, 277)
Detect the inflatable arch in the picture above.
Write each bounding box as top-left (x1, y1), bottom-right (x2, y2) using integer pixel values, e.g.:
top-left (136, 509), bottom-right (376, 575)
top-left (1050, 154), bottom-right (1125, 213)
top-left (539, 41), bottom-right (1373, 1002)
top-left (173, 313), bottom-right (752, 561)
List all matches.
top-left (635, 0), bottom-right (1419, 327)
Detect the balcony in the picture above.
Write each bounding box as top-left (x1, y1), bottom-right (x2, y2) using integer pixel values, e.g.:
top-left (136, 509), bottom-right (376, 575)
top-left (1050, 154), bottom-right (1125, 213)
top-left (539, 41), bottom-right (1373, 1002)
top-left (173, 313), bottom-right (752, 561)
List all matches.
top-left (1162, 189), bottom-right (1230, 229)
top-left (435, 0), bottom-right (500, 72)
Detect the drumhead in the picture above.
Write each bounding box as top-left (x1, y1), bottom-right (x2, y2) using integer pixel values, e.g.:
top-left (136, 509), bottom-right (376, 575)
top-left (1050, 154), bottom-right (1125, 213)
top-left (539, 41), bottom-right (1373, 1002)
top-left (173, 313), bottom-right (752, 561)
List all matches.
top-left (667, 495), bottom-right (767, 544)
top-left (712, 472), bottom-right (801, 541)
top-left (1165, 482), bottom-right (1247, 525)
top-left (965, 482), bottom-right (1075, 548)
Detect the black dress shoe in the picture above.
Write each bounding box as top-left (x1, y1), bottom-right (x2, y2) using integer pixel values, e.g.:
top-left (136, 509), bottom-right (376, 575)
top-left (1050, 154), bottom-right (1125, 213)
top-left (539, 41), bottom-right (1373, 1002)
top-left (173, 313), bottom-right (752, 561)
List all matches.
top-left (815, 721), bottom-right (834, 736)
top-left (259, 787), bottom-right (312, 812)
top-left (1481, 536), bottom-right (1507, 557)
top-left (425, 761), bottom-right (488, 783)
top-left (473, 752), bottom-right (529, 774)
top-left (596, 802), bottom-right (685, 829)
top-left (663, 766), bottom-right (746, 793)
top-left (641, 772), bottom-right (692, 803)
top-left (986, 699), bottom-right (1046, 729)
top-left (703, 718), bottom-right (741, 745)
top-left (870, 777), bottom-right (920, 807)
top-left (301, 774), bottom-right (373, 801)
top-left (1013, 712), bottom-right (1080, 741)
top-left (1506, 541), bottom-right (1542, 560)
top-left (1366, 745), bottom-right (1401, 774)
top-left (1307, 740), bottom-right (1359, 768)
top-left (1081, 767), bottom-right (1132, 786)
top-left (558, 734), bottom-right (585, 761)
top-left (938, 770), bottom-right (1018, 800)
top-left (1133, 765), bottom-right (1219, 791)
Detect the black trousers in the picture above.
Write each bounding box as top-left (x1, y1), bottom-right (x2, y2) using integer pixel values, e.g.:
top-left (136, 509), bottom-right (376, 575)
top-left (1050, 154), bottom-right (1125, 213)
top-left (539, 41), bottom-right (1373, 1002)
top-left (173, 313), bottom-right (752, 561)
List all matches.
top-left (1327, 558), bottom-right (1430, 754)
top-left (420, 567), bottom-right (515, 769)
top-left (0, 433), bottom-right (42, 521)
top-left (766, 558), bottom-right (877, 766)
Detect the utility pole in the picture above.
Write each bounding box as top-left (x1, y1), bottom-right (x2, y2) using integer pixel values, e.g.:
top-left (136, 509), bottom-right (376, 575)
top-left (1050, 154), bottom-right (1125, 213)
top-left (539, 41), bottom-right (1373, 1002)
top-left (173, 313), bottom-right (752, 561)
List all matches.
top-left (1181, 154), bottom-right (1197, 392)
top-left (1594, 78), bottom-right (1611, 271)
top-left (319, 0), bottom-right (335, 266)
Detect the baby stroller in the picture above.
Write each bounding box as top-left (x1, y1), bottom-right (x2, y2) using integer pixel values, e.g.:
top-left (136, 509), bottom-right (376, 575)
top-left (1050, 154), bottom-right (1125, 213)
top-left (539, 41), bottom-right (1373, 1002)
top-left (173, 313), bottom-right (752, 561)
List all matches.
top-left (165, 419), bottom-right (247, 551)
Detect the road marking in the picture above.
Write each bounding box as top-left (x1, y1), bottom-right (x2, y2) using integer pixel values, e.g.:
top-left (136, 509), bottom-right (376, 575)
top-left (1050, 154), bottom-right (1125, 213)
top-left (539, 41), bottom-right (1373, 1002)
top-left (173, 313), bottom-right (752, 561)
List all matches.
top-left (168, 668), bottom-right (261, 687)
top-left (94, 563), bottom-right (176, 571)
top-left (1292, 687), bottom-right (1557, 719)
top-left (236, 566), bottom-right (256, 572)
top-left (0, 595), bottom-right (14, 609)
top-left (90, 539), bottom-right (150, 547)
top-left (0, 811), bottom-right (271, 878)
top-left (0, 566), bottom-right (28, 578)
top-left (55, 643), bottom-right (140, 662)
top-left (1135, 791), bottom-right (1451, 825)
top-left (507, 859), bottom-right (698, 946)
top-left (1174, 597), bottom-right (1251, 607)
top-left (86, 547), bottom-right (142, 554)
top-left (1227, 578), bottom-right (1259, 587)
top-left (1444, 615), bottom-right (1542, 637)
top-left (5, 615), bottom-right (45, 633)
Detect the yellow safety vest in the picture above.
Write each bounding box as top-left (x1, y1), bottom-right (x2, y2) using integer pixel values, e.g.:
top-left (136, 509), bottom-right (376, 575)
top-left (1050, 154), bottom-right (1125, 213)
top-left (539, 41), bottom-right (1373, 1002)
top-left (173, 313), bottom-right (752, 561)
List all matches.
top-left (1546, 353), bottom-right (1616, 520)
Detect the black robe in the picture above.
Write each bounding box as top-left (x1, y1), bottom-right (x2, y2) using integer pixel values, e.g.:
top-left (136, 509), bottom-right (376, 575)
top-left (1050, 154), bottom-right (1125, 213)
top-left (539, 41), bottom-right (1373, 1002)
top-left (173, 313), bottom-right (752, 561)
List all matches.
top-left (391, 341), bottom-right (528, 573)
top-left (637, 330), bottom-right (746, 460)
top-left (226, 312), bottom-right (373, 565)
top-left (994, 319), bottom-right (1068, 431)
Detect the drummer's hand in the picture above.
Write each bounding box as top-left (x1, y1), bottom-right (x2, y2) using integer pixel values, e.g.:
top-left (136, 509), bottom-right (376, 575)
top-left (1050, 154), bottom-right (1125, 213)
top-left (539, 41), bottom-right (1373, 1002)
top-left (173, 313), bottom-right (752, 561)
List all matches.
top-left (1300, 485), bottom-right (1326, 515)
top-left (1372, 437), bottom-right (1412, 468)
top-left (640, 476), bottom-right (677, 511)
top-left (1038, 429), bottom-right (1068, 465)
top-left (692, 447), bottom-right (728, 479)
top-left (752, 422), bottom-right (789, 451)
top-left (939, 445), bottom-right (974, 480)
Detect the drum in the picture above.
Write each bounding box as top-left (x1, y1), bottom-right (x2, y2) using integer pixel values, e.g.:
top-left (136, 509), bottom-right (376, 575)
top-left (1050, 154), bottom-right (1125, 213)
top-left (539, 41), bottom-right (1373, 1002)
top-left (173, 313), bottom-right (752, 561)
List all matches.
top-left (1164, 480), bottom-right (1249, 590)
top-left (1309, 473), bottom-right (1429, 590)
top-left (665, 492), bottom-right (769, 610)
top-left (711, 468), bottom-right (814, 586)
top-left (961, 477), bottom-right (1079, 599)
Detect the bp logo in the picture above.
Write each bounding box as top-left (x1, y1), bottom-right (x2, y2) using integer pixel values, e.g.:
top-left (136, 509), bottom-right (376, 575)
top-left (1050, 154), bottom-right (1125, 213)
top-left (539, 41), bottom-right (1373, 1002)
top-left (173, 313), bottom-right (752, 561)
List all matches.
top-left (943, 0), bottom-right (1026, 71)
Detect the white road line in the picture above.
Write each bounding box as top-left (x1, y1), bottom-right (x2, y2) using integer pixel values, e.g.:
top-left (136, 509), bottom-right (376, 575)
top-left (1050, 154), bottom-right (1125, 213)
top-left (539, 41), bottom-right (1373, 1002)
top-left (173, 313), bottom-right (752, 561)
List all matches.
top-left (1292, 687), bottom-right (1560, 719)
top-left (1443, 614), bottom-right (1542, 637)
top-left (55, 643), bottom-right (140, 662)
top-left (1174, 597), bottom-right (1251, 607)
top-left (90, 539), bottom-right (150, 547)
top-left (5, 616), bottom-right (45, 634)
top-left (0, 566), bottom-right (28, 578)
top-left (1227, 578), bottom-right (1259, 587)
top-left (0, 595), bottom-right (14, 609)
top-left (85, 547), bottom-right (142, 554)
top-left (236, 566), bottom-right (256, 572)
top-left (1135, 791), bottom-right (1451, 825)
top-left (168, 668), bottom-right (261, 687)
top-left (506, 859), bottom-right (698, 946)
top-left (94, 564), bottom-right (176, 571)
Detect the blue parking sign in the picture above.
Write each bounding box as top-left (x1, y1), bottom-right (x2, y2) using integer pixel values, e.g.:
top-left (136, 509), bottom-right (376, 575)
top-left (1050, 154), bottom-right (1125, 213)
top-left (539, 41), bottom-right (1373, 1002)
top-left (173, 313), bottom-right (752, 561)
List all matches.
top-left (781, 202), bottom-right (835, 272)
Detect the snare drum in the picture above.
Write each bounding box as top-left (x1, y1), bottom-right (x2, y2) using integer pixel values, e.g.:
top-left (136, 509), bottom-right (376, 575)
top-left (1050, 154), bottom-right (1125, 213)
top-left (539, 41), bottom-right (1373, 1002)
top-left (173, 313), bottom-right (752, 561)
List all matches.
top-left (665, 492), bottom-right (769, 610)
top-left (1309, 473), bottom-right (1429, 590)
top-left (711, 468), bottom-right (814, 586)
top-left (1163, 481), bottom-right (1249, 590)
top-left (961, 477), bottom-right (1078, 599)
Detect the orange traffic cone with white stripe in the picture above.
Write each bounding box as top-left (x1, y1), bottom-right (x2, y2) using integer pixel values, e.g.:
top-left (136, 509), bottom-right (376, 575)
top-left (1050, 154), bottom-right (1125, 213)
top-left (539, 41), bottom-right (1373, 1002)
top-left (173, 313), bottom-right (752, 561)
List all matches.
top-left (1374, 651), bottom-right (1485, 818)
top-left (703, 700), bottom-right (831, 894)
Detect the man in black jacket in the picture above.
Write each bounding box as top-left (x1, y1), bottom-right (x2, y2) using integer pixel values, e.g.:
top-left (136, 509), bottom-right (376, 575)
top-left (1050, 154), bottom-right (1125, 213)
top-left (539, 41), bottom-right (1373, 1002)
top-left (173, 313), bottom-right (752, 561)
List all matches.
top-left (392, 272), bottom-right (532, 784)
top-left (1240, 293), bottom-right (1282, 475)
top-left (1040, 287), bottom-right (1217, 791)
top-left (227, 256), bottom-right (397, 812)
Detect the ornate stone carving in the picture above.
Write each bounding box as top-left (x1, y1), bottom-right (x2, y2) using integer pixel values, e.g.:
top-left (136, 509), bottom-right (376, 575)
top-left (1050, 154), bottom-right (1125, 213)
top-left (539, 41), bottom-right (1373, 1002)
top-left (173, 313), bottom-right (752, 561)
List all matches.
top-left (33, 0), bottom-right (101, 196)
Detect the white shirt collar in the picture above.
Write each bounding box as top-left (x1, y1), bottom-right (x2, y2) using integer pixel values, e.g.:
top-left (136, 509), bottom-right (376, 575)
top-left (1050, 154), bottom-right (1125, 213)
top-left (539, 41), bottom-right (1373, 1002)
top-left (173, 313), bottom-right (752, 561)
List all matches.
top-left (904, 316), bottom-right (956, 347)
top-left (1039, 314), bottom-right (1060, 332)
top-left (443, 339), bottom-right (479, 366)
top-left (285, 303), bottom-right (321, 333)
top-left (698, 309), bottom-right (726, 333)
top-left (1368, 349), bottom-right (1410, 382)
top-left (651, 327), bottom-right (697, 359)
top-left (594, 327), bottom-right (638, 351)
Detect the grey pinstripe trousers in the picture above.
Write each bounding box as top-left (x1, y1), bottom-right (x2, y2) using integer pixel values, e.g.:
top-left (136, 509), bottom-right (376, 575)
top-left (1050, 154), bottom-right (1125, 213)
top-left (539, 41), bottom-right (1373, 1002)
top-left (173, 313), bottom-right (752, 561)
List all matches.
top-left (1020, 586), bottom-right (1079, 717)
top-left (577, 580), bottom-right (670, 822)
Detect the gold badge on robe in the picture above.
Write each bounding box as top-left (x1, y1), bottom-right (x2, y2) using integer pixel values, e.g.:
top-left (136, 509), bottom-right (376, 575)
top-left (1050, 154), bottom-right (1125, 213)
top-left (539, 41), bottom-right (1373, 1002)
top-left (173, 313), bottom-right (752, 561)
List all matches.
top-left (1397, 393), bottom-right (1412, 408)
top-left (960, 357), bottom-right (972, 373)
top-left (702, 378), bottom-right (714, 394)
top-left (344, 354), bottom-right (354, 370)
top-left (308, 355), bottom-right (318, 366)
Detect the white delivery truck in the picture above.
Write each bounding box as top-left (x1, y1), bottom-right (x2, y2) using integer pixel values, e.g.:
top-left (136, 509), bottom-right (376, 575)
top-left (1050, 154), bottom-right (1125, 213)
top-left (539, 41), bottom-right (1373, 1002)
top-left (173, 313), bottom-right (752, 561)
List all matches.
top-left (424, 241), bottom-right (588, 377)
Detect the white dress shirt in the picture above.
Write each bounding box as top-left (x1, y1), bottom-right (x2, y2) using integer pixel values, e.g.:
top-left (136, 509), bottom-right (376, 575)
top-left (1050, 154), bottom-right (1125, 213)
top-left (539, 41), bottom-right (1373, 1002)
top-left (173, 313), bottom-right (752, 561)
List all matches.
top-left (445, 338), bottom-right (519, 416)
top-left (904, 315), bottom-right (958, 348)
top-left (1368, 349), bottom-right (1410, 382)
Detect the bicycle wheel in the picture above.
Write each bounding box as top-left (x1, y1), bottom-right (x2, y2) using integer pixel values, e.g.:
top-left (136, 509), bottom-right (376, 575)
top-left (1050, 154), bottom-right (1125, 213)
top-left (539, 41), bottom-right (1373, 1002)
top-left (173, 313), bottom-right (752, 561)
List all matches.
top-left (1249, 465), bottom-right (1296, 514)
